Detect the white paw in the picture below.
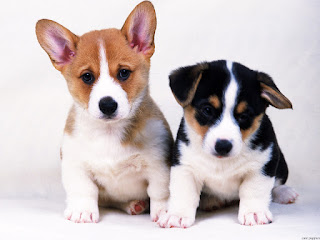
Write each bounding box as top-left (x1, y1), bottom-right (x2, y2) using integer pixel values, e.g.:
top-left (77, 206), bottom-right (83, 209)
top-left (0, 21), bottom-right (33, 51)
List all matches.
top-left (126, 200), bottom-right (149, 215)
top-left (272, 185), bottom-right (299, 204)
top-left (238, 210), bottom-right (272, 226)
top-left (64, 208), bottom-right (99, 223)
top-left (157, 213), bottom-right (195, 228)
top-left (150, 200), bottom-right (167, 222)
top-left (64, 199), bottom-right (99, 223)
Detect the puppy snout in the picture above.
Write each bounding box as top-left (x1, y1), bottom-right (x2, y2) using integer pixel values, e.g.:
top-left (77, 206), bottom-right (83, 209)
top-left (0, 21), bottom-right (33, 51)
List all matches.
top-left (99, 97), bottom-right (118, 116)
top-left (215, 139), bottom-right (233, 157)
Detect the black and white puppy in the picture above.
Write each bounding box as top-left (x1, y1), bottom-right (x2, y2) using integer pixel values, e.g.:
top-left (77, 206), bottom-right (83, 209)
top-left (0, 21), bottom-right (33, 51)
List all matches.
top-left (158, 60), bottom-right (298, 228)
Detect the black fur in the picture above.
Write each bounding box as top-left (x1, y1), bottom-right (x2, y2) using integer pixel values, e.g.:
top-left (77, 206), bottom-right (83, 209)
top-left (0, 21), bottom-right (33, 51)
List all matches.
top-left (172, 118), bottom-right (189, 166)
top-left (250, 115), bottom-right (288, 184)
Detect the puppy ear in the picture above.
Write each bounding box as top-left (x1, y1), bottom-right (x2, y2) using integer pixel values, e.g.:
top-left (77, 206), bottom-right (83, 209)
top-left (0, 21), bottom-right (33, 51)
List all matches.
top-left (169, 63), bottom-right (208, 107)
top-left (36, 19), bottom-right (79, 71)
top-left (121, 1), bottom-right (156, 58)
top-left (258, 72), bottom-right (292, 109)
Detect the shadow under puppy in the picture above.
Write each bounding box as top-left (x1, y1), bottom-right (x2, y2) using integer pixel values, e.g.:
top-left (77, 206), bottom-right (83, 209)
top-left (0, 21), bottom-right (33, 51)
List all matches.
top-left (36, 1), bottom-right (172, 223)
top-left (158, 60), bottom-right (298, 228)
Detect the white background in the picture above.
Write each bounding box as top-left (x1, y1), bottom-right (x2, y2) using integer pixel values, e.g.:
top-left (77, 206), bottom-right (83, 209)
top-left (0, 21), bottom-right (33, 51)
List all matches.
top-left (0, 0), bottom-right (319, 239)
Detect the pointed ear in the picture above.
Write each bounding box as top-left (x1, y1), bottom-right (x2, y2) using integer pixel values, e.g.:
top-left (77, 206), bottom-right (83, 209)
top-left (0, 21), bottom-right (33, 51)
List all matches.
top-left (258, 72), bottom-right (292, 109)
top-left (35, 19), bottom-right (79, 71)
top-left (121, 1), bottom-right (156, 58)
top-left (169, 63), bottom-right (208, 107)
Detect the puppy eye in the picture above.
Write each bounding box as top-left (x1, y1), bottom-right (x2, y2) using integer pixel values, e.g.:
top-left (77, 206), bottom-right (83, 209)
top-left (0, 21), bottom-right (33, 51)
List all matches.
top-left (81, 73), bottom-right (95, 85)
top-left (117, 69), bottom-right (131, 81)
top-left (238, 113), bottom-right (250, 123)
top-left (201, 106), bottom-right (214, 117)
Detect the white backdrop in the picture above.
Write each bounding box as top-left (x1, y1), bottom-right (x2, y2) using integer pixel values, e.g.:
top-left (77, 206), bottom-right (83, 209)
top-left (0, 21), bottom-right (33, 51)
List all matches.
top-left (0, 0), bottom-right (319, 204)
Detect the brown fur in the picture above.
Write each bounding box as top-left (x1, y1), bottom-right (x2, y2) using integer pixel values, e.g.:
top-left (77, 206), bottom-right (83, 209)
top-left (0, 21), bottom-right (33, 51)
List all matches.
top-left (121, 91), bottom-right (172, 149)
top-left (241, 114), bottom-right (264, 141)
top-left (64, 105), bottom-right (76, 135)
top-left (209, 95), bottom-right (221, 109)
top-left (184, 106), bottom-right (209, 139)
top-left (236, 101), bottom-right (247, 114)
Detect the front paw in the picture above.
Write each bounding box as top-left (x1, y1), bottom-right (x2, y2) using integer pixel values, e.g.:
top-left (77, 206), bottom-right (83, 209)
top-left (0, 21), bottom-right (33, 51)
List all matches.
top-left (150, 200), bottom-right (167, 222)
top-left (238, 210), bottom-right (272, 226)
top-left (64, 203), bottom-right (99, 223)
top-left (157, 213), bottom-right (195, 228)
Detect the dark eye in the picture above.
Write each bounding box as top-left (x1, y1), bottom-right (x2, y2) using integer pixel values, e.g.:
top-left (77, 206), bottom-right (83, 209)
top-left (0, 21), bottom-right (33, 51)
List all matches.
top-left (201, 106), bottom-right (213, 117)
top-left (117, 69), bottom-right (131, 81)
top-left (81, 73), bottom-right (95, 85)
top-left (238, 113), bottom-right (250, 123)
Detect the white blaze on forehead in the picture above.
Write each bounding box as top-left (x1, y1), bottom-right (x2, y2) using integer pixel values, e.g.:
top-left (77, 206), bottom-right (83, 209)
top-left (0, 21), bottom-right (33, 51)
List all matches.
top-left (99, 42), bottom-right (109, 82)
top-left (224, 61), bottom-right (238, 115)
top-left (87, 42), bottom-right (130, 119)
top-left (203, 61), bottom-right (243, 157)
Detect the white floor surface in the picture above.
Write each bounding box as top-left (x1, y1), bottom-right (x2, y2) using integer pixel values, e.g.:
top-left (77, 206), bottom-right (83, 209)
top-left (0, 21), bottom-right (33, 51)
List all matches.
top-left (1, 188), bottom-right (319, 240)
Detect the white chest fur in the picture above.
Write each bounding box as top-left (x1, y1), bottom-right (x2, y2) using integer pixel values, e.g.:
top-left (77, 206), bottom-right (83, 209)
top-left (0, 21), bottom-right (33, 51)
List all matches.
top-left (61, 107), bottom-right (169, 202)
top-left (179, 139), bottom-right (272, 200)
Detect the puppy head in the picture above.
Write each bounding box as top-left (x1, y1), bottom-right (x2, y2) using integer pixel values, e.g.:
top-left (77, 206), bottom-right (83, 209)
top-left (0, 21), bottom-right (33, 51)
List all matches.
top-left (170, 60), bottom-right (292, 159)
top-left (35, 1), bottom-right (156, 121)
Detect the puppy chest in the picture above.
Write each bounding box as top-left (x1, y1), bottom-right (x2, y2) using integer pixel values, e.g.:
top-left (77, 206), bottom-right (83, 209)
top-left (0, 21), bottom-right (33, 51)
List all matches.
top-left (202, 174), bottom-right (241, 199)
top-left (89, 152), bottom-right (148, 179)
top-left (90, 154), bottom-right (149, 200)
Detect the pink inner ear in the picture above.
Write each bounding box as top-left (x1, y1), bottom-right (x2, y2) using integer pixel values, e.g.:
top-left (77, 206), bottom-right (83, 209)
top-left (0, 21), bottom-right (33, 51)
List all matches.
top-left (130, 13), bottom-right (150, 52)
top-left (47, 29), bottom-right (75, 65)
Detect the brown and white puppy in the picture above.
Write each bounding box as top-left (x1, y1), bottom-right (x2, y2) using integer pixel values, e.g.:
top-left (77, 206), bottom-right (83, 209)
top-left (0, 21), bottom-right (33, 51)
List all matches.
top-left (36, 1), bottom-right (172, 223)
top-left (158, 60), bottom-right (298, 228)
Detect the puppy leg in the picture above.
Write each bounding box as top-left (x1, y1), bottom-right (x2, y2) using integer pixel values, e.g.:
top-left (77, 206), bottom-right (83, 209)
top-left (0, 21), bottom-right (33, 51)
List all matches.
top-left (62, 160), bottom-right (99, 223)
top-left (238, 174), bottom-right (274, 226)
top-left (157, 166), bottom-right (202, 228)
top-left (272, 185), bottom-right (299, 204)
top-left (147, 163), bottom-right (170, 222)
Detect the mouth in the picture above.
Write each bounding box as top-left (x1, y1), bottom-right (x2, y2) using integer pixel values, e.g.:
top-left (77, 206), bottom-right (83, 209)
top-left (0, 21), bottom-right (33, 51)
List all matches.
top-left (214, 154), bottom-right (227, 159)
top-left (212, 152), bottom-right (231, 159)
top-left (98, 114), bottom-right (121, 122)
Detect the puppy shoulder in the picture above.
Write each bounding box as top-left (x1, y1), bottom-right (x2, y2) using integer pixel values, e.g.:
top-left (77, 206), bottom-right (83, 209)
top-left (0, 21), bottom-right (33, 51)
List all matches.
top-left (64, 104), bottom-right (77, 136)
top-left (249, 114), bottom-right (277, 151)
top-left (172, 117), bottom-right (190, 166)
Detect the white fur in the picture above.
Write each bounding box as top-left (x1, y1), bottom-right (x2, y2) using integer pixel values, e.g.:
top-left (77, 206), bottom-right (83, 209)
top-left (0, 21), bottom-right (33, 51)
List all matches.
top-left (203, 62), bottom-right (242, 157)
top-left (272, 185), bottom-right (299, 204)
top-left (88, 43), bottom-right (130, 120)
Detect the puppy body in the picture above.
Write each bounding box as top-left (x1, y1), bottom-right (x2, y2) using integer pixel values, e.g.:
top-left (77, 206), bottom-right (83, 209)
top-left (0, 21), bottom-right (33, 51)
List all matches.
top-left (36, 1), bottom-right (172, 223)
top-left (158, 60), bottom-right (298, 228)
top-left (62, 96), bottom-right (170, 222)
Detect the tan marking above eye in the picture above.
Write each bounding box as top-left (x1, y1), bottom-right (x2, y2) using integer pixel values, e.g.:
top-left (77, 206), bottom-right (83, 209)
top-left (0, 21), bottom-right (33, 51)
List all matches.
top-left (209, 95), bottom-right (221, 109)
top-left (236, 101), bottom-right (247, 114)
top-left (118, 63), bottom-right (135, 71)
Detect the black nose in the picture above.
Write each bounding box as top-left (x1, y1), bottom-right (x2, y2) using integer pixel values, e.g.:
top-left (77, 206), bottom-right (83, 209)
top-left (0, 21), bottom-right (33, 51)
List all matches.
top-left (99, 97), bottom-right (118, 116)
top-left (215, 139), bottom-right (233, 156)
